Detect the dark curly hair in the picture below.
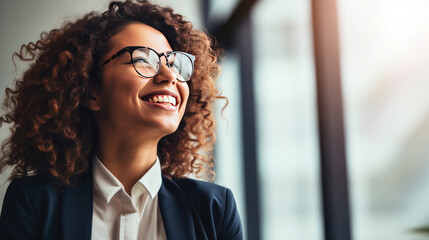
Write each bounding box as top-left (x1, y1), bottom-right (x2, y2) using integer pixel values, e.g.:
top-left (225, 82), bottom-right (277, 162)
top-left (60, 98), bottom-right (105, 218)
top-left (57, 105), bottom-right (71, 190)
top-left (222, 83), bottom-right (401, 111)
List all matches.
top-left (0, 0), bottom-right (224, 185)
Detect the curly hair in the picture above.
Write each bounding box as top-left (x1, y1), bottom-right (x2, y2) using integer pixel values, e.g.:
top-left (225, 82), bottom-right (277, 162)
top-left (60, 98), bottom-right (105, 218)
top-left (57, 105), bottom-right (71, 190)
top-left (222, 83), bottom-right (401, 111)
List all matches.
top-left (0, 0), bottom-right (224, 185)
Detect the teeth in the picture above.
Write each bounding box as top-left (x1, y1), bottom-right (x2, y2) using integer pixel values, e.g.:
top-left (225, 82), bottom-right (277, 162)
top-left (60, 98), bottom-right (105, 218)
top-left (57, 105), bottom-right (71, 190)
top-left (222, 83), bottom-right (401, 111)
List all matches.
top-left (145, 95), bottom-right (177, 106)
top-left (169, 96), bottom-right (176, 106)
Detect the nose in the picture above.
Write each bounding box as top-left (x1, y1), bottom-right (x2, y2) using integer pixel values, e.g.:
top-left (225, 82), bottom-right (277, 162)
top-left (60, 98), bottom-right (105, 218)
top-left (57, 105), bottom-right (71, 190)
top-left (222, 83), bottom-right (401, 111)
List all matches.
top-left (153, 58), bottom-right (177, 85)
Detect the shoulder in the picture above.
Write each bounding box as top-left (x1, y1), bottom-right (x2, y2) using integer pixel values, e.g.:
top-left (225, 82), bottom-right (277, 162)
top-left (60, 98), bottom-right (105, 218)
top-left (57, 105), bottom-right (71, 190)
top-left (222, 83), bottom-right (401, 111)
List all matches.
top-left (162, 176), bottom-right (243, 240)
top-left (5, 174), bottom-right (60, 197)
top-left (2, 174), bottom-right (64, 220)
top-left (8, 173), bottom-right (58, 187)
top-left (2, 174), bottom-right (62, 216)
top-left (0, 174), bottom-right (61, 239)
top-left (164, 176), bottom-right (229, 201)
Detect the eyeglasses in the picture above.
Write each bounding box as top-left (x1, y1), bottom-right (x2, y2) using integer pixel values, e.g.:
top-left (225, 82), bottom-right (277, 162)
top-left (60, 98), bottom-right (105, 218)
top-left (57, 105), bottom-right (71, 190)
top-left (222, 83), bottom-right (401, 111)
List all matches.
top-left (102, 46), bottom-right (196, 82)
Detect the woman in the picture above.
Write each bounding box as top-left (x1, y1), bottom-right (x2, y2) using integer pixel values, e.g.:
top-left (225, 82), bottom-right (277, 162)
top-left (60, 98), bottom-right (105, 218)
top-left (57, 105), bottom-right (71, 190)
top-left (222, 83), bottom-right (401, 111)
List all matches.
top-left (0, 0), bottom-right (242, 239)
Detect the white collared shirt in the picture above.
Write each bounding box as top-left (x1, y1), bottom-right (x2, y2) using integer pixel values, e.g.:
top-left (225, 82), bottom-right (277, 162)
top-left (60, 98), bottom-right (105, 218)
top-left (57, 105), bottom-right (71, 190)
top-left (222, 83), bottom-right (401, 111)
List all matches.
top-left (91, 156), bottom-right (167, 240)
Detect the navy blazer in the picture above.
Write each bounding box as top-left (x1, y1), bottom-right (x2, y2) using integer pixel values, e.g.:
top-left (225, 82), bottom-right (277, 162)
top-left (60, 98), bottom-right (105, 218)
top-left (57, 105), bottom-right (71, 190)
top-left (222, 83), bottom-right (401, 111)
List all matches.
top-left (0, 171), bottom-right (243, 240)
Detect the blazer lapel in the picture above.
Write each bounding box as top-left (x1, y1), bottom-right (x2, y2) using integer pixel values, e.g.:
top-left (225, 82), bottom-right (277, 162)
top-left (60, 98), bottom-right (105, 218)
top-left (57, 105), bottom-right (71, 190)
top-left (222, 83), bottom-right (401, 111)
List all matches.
top-left (61, 171), bottom-right (93, 240)
top-left (158, 177), bottom-right (196, 240)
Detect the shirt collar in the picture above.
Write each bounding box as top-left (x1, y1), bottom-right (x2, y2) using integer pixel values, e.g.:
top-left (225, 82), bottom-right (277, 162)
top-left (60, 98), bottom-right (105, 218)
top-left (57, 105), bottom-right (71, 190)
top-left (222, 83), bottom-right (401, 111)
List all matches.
top-left (137, 156), bottom-right (162, 199)
top-left (92, 155), bottom-right (163, 203)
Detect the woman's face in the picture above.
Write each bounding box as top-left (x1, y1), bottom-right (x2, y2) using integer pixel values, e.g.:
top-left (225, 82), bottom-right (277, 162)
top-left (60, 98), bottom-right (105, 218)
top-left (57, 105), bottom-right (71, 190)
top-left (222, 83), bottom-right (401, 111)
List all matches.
top-left (93, 23), bottom-right (189, 138)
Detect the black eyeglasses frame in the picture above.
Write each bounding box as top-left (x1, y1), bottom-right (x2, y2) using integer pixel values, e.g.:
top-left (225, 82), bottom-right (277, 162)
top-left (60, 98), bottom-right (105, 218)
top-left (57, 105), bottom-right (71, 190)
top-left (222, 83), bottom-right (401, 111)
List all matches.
top-left (101, 46), bottom-right (196, 82)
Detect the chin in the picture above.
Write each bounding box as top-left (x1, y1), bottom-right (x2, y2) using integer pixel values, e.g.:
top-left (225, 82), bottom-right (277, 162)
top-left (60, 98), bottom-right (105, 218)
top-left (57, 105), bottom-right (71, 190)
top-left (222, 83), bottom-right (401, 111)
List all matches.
top-left (153, 121), bottom-right (180, 137)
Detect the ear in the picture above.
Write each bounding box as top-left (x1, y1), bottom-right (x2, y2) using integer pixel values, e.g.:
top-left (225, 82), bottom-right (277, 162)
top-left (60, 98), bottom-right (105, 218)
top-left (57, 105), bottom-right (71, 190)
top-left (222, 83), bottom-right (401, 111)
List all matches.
top-left (85, 91), bottom-right (101, 111)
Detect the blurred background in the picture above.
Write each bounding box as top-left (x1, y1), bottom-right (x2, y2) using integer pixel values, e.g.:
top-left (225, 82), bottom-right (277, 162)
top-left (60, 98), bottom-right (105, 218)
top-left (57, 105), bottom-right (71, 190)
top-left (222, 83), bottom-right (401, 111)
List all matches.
top-left (1, 0), bottom-right (429, 240)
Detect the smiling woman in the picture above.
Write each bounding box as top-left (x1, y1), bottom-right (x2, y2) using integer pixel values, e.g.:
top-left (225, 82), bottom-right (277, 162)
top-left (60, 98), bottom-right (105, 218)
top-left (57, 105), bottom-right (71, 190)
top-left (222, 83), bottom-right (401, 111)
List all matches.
top-left (0, 0), bottom-right (242, 239)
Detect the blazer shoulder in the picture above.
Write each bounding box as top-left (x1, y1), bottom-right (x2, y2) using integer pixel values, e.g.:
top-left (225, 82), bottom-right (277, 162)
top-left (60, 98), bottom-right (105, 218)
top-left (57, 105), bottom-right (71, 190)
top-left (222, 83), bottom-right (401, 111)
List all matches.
top-left (0, 174), bottom-right (62, 239)
top-left (6, 174), bottom-right (59, 195)
top-left (9, 173), bottom-right (57, 185)
top-left (163, 177), bottom-right (243, 240)
top-left (166, 177), bottom-right (228, 201)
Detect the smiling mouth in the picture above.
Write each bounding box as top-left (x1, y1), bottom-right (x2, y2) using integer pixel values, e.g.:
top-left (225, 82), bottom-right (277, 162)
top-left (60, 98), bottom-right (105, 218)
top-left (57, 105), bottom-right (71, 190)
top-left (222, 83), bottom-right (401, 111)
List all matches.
top-left (142, 95), bottom-right (177, 106)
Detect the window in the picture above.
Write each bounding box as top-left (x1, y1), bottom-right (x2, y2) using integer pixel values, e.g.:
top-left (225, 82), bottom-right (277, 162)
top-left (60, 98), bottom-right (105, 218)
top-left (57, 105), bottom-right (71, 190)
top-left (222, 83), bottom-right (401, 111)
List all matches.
top-left (338, 1), bottom-right (429, 239)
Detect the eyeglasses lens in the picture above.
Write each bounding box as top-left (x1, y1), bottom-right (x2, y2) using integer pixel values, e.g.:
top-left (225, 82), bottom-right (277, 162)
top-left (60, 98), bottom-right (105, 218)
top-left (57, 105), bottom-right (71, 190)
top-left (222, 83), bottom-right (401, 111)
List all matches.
top-left (132, 48), bottom-right (193, 81)
top-left (132, 48), bottom-right (159, 77)
top-left (167, 53), bottom-right (193, 81)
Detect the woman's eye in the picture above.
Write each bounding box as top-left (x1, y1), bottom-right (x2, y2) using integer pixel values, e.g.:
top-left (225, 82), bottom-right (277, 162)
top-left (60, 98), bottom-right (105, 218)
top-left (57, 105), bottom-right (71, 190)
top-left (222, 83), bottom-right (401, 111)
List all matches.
top-left (132, 58), bottom-right (150, 64)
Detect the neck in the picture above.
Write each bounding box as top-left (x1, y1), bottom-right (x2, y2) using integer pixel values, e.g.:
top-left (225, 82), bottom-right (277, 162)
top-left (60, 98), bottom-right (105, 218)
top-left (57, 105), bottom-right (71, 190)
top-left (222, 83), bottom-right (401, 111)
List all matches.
top-left (96, 129), bottom-right (160, 195)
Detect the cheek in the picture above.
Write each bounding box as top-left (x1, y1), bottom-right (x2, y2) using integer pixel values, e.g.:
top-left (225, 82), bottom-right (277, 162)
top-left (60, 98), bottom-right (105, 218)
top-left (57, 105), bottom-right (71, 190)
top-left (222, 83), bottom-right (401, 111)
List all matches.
top-left (102, 69), bottom-right (143, 97)
top-left (180, 83), bottom-right (190, 107)
top-left (176, 83), bottom-right (189, 122)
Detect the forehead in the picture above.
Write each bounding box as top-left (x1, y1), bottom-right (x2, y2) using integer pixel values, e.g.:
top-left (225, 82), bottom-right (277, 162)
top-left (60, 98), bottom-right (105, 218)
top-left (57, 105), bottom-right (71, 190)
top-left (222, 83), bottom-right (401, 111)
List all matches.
top-left (107, 23), bottom-right (173, 56)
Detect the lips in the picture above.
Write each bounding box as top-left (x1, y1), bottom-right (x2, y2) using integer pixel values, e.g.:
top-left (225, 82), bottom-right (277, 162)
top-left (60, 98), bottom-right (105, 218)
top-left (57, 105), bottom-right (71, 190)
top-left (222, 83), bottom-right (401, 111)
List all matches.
top-left (140, 90), bottom-right (179, 107)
